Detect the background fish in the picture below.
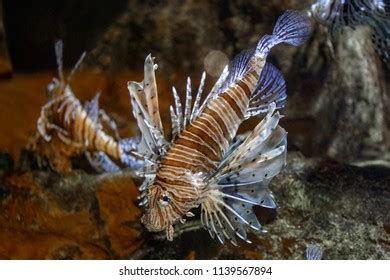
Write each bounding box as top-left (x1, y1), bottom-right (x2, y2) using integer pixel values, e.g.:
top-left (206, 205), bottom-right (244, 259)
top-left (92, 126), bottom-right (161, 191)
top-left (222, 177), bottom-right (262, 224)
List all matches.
top-left (310, 0), bottom-right (390, 63)
top-left (128, 10), bottom-right (311, 244)
top-left (32, 40), bottom-right (139, 173)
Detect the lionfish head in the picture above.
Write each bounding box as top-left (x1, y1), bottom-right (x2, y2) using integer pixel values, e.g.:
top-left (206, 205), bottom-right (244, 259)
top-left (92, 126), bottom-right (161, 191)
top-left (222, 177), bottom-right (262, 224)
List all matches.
top-left (140, 184), bottom-right (182, 239)
top-left (46, 78), bottom-right (64, 99)
top-left (140, 171), bottom-right (205, 240)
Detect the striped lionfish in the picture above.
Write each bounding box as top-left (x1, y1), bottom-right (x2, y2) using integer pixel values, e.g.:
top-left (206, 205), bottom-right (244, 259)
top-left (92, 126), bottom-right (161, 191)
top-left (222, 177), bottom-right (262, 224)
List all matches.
top-left (33, 40), bottom-right (138, 173)
top-left (310, 0), bottom-right (390, 62)
top-left (128, 10), bottom-right (311, 244)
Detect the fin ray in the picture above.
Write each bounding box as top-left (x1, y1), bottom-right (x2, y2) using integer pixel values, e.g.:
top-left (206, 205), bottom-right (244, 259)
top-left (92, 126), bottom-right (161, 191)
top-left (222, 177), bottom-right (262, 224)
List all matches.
top-left (246, 63), bottom-right (287, 118)
top-left (256, 10), bottom-right (311, 57)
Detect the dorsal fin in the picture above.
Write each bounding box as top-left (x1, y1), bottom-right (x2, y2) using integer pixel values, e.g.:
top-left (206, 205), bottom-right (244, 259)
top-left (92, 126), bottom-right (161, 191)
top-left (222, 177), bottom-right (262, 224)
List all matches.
top-left (54, 39), bottom-right (87, 83)
top-left (170, 72), bottom-right (208, 138)
top-left (183, 77), bottom-right (192, 128)
top-left (54, 40), bottom-right (64, 82)
top-left (68, 51), bottom-right (86, 82)
top-left (196, 65), bottom-right (228, 116)
top-left (219, 48), bottom-right (255, 92)
top-left (128, 56), bottom-right (168, 159)
top-left (128, 81), bottom-right (167, 158)
top-left (143, 54), bottom-right (164, 132)
top-left (190, 71), bottom-right (206, 122)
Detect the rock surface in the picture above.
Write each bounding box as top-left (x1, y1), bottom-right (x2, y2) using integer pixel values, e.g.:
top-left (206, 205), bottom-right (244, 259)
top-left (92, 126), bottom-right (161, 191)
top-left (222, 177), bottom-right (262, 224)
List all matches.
top-left (0, 167), bottom-right (143, 259)
top-left (1, 152), bottom-right (388, 259)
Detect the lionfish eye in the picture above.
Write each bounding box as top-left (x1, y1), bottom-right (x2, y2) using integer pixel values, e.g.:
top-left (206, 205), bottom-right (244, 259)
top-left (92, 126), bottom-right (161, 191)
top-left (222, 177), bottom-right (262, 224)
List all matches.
top-left (47, 82), bottom-right (56, 94)
top-left (46, 78), bottom-right (60, 98)
top-left (159, 192), bottom-right (172, 207)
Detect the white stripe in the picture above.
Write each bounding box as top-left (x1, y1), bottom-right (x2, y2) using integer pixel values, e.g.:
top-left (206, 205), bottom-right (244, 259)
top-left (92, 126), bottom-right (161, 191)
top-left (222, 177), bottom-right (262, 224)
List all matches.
top-left (181, 132), bottom-right (220, 158)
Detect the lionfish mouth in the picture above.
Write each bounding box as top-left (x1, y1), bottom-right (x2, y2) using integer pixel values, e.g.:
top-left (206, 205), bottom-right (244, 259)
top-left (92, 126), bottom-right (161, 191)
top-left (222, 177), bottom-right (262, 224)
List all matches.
top-left (141, 213), bottom-right (175, 241)
top-left (140, 212), bottom-right (167, 232)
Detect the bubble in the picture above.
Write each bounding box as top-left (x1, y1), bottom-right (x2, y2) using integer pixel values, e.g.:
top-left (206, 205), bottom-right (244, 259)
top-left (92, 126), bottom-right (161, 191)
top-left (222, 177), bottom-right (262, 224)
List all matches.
top-left (203, 50), bottom-right (229, 77)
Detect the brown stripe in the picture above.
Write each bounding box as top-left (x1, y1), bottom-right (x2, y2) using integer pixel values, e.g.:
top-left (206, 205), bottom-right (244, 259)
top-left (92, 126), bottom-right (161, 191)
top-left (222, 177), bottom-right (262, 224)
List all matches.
top-left (186, 124), bottom-right (216, 148)
top-left (103, 137), bottom-right (110, 154)
top-left (191, 122), bottom-right (221, 150)
top-left (198, 114), bottom-right (224, 138)
top-left (169, 198), bottom-right (183, 215)
top-left (156, 207), bottom-right (164, 228)
top-left (75, 110), bottom-right (85, 143)
top-left (80, 113), bottom-right (89, 145)
top-left (169, 146), bottom-right (216, 170)
top-left (91, 127), bottom-right (98, 150)
top-left (236, 79), bottom-right (251, 97)
top-left (222, 89), bottom-right (245, 119)
top-left (203, 108), bottom-right (229, 140)
top-left (175, 129), bottom-right (220, 161)
top-left (159, 157), bottom-right (197, 170)
top-left (113, 142), bottom-right (120, 159)
top-left (156, 176), bottom-right (189, 186)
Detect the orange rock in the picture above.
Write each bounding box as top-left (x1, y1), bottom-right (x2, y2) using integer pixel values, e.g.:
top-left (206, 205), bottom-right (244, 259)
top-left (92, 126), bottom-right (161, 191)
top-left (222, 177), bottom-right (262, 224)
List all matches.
top-left (0, 228), bottom-right (110, 260)
top-left (96, 174), bottom-right (143, 258)
top-left (0, 170), bottom-right (143, 259)
top-left (185, 250), bottom-right (196, 260)
top-left (243, 249), bottom-right (262, 260)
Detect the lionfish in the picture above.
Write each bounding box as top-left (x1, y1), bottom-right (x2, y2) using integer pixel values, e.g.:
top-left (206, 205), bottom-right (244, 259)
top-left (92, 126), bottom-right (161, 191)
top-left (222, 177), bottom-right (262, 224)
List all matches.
top-left (34, 40), bottom-right (138, 173)
top-left (310, 0), bottom-right (390, 62)
top-left (128, 10), bottom-right (311, 244)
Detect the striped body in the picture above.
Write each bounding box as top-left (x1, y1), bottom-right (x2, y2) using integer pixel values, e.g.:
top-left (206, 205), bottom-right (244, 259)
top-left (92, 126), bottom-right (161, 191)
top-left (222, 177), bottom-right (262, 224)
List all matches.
top-left (43, 93), bottom-right (121, 160)
top-left (143, 58), bottom-right (266, 231)
top-left (135, 10), bottom-right (311, 242)
top-left (33, 40), bottom-right (138, 173)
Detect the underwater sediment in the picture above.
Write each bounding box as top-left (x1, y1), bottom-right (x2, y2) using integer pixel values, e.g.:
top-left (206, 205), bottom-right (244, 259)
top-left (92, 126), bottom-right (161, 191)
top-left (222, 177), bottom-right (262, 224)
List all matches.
top-left (0, 152), bottom-right (388, 259)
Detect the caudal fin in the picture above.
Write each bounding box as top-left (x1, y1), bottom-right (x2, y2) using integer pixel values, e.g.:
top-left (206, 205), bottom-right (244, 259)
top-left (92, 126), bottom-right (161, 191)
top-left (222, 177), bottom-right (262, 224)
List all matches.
top-left (212, 10), bottom-right (310, 99)
top-left (256, 10), bottom-right (311, 57)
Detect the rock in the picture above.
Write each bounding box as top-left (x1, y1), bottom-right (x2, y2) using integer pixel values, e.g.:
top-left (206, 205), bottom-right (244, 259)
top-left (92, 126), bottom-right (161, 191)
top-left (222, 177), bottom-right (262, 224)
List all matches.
top-left (2, 152), bottom-right (388, 259)
top-left (0, 170), bottom-right (143, 259)
top-left (311, 27), bottom-right (387, 162)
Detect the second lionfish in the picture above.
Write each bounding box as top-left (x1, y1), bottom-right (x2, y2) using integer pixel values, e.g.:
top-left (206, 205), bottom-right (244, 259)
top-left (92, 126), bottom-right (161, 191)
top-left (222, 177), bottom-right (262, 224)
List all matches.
top-left (129, 10), bottom-right (311, 244)
top-left (310, 0), bottom-right (390, 62)
top-left (30, 41), bottom-right (138, 173)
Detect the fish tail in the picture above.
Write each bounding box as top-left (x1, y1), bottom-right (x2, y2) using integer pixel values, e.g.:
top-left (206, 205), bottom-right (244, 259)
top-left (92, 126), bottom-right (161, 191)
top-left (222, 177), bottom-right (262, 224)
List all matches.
top-left (85, 151), bottom-right (120, 172)
top-left (256, 10), bottom-right (311, 57)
